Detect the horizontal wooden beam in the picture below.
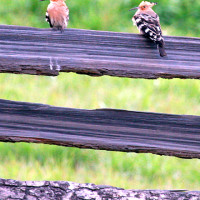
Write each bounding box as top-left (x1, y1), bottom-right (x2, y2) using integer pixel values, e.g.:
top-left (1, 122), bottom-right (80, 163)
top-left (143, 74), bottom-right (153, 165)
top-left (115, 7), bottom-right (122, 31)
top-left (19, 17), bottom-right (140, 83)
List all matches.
top-left (0, 178), bottom-right (199, 199)
top-left (1, 25), bottom-right (200, 79)
top-left (0, 99), bottom-right (200, 159)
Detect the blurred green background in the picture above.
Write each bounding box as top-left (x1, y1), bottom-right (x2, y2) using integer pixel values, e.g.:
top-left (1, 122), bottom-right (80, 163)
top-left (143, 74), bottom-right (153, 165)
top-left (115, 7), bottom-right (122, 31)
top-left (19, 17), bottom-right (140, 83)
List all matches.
top-left (0, 0), bottom-right (200, 190)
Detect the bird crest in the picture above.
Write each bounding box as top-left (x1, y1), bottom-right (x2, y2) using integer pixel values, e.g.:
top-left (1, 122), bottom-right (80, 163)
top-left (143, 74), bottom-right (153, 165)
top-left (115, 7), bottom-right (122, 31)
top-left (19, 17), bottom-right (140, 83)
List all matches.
top-left (138, 1), bottom-right (157, 10)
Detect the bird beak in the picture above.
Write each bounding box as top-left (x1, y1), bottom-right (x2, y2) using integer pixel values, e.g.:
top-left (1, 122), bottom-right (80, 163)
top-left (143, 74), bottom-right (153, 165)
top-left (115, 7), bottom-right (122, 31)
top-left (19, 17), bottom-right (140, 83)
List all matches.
top-left (129, 7), bottom-right (139, 11)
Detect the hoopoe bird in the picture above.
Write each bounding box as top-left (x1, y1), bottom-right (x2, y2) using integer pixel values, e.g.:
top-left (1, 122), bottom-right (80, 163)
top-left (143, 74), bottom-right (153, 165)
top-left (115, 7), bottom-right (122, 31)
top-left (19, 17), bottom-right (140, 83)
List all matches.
top-left (129, 1), bottom-right (167, 57)
top-left (40, 0), bottom-right (69, 31)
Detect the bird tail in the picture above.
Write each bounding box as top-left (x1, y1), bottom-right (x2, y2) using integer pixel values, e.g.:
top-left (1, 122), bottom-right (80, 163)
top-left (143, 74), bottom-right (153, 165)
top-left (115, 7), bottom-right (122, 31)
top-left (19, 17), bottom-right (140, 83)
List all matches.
top-left (157, 40), bottom-right (167, 57)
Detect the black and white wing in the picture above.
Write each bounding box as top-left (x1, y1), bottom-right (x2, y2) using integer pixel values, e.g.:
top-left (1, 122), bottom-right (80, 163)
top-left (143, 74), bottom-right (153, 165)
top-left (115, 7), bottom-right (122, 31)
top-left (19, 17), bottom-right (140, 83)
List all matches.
top-left (45, 11), bottom-right (53, 28)
top-left (134, 13), bottom-right (162, 42)
top-left (133, 13), bottom-right (167, 57)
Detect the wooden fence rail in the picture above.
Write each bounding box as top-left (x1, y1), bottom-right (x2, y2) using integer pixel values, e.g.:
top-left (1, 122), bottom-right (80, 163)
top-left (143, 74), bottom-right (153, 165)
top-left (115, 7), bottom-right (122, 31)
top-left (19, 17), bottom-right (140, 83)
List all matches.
top-left (1, 25), bottom-right (200, 79)
top-left (1, 99), bottom-right (200, 159)
top-left (0, 178), bottom-right (199, 200)
top-left (1, 25), bottom-right (200, 198)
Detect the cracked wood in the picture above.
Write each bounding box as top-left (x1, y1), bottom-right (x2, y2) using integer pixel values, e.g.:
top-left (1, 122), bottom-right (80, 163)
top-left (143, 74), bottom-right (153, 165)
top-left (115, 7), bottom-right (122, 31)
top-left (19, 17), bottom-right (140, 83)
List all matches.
top-left (0, 99), bottom-right (200, 159)
top-left (0, 25), bottom-right (200, 79)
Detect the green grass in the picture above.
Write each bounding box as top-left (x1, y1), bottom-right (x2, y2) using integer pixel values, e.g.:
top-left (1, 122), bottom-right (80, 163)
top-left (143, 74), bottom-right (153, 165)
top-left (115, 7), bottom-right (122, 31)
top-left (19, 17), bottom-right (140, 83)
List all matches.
top-left (0, 0), bottom-right (200, 190)
top-left (0, 142), bottom-right (200, 189)
top-left (1, 74), bottom-right (200, 190)
top-left (1, 74), bottom-right (200, 114)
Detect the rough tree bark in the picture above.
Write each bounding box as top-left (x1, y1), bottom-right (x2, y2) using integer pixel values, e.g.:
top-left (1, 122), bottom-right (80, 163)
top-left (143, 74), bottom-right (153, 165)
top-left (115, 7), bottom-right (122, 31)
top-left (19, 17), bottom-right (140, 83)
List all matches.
top-left (0, 179), bottom-right (199, 200)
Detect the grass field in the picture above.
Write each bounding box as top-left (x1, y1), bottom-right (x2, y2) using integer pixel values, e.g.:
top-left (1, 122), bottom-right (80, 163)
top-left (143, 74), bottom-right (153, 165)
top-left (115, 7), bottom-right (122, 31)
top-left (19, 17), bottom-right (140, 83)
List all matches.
top-left (0, 0), bottom-right (200, 190)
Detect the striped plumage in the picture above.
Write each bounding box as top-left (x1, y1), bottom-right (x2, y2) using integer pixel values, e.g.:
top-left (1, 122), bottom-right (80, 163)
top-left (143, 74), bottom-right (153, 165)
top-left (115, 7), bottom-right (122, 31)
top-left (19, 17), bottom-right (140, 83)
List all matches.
top-left (130, 1), bottom-right (167, 57)
top-left (41, 0), bottom-right (69, 31)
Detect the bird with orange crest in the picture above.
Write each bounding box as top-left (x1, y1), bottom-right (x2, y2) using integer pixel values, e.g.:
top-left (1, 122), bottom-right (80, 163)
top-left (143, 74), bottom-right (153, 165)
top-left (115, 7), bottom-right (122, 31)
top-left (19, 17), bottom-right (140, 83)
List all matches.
top-left (41, 0), bottom-right (69, 32)
top-left (130, 1), bottom-right (167, 57)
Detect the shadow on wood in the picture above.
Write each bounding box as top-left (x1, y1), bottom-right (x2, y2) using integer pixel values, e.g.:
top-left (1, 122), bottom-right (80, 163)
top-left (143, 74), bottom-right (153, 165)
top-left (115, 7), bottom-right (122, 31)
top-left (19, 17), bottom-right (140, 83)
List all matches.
top-left (0, 25), bottom-right (200, 79)
top-left (0, 99), bottom-right (200, 159)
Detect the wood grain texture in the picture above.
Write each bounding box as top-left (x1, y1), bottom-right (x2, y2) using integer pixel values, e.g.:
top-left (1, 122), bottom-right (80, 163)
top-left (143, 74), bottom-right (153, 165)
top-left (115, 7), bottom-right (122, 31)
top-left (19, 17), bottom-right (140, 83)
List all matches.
top-left (0, 99), bottom-right (200, 159)
top-left (0, 178), bottom-right (199, 200)
top-left (1, 25), bottom-right (200, 79)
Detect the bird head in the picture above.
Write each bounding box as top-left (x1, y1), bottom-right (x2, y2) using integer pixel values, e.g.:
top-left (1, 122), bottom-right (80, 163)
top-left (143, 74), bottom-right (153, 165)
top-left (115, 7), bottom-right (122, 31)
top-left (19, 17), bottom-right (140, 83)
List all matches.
top-left (129, 1), bottom-right (157, 11)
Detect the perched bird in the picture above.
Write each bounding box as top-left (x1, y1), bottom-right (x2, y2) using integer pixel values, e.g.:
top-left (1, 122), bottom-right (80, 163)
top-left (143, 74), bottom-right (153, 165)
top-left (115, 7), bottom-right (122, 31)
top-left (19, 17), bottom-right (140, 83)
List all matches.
top-left (129, 1), bottom-right (167, 57)
top-left (40, 0), bottom-right (69, 31)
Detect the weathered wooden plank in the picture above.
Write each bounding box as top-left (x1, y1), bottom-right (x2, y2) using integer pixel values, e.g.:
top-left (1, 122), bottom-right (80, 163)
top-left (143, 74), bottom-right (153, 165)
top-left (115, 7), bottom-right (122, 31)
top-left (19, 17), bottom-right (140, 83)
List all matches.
top-left (0, 25), bottom-right (200, 79)
top-left (0, 99), bottom-right (200, 159)
top-left (0, 178), bottom-right (198, 200)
